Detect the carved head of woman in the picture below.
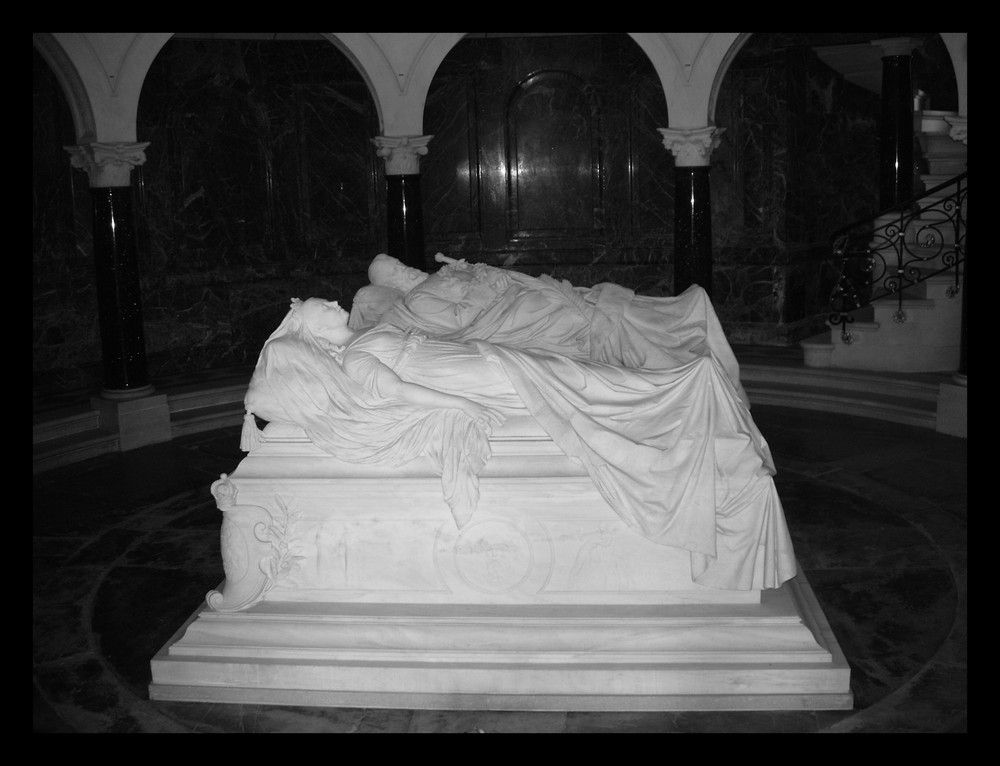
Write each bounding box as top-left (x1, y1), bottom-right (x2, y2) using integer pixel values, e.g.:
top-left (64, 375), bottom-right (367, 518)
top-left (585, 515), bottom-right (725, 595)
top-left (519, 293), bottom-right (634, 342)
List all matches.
top-left (300, 297), bottom-right (348, 329)
top-left (368, 254), bottom-right (429, 293)
top-left (289, 297), bottom-right (356, 351)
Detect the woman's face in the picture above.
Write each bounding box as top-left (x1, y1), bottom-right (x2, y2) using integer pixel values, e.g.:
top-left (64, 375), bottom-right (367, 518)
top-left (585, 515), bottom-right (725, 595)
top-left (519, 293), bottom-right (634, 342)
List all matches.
top-left (302, 298), bottom-right (349, 332)
top-left (369, 255), bottom-right (428, 292)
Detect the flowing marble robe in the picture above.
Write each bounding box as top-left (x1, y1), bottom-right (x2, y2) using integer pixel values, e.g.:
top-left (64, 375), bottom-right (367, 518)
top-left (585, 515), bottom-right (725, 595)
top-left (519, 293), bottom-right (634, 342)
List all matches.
top-left (360, 262), bottom-right (750, 408)
top-left (244, 322), bottom-right (797, 591)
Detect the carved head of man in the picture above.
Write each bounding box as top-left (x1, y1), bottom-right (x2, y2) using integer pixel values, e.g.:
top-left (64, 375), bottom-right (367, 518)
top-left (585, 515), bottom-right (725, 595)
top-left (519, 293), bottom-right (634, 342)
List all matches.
top-left (368, 254), bottom-right (429, 293)
top-left (348, 284), bottom-right (404, 329)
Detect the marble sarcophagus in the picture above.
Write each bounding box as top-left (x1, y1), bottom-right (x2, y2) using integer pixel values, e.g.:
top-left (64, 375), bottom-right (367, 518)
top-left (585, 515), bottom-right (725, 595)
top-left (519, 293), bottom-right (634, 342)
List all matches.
top-left (149, 415), bottom-right (852, 711)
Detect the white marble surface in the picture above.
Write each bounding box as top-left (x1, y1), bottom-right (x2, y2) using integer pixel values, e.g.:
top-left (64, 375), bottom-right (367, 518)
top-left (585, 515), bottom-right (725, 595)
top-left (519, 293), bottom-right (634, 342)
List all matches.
top-left (149, 420), bottom-right (850, 710)
top-left (151, 571), bottom-right (852, 710)
top-left (209, 420), bottom-right (764, 610)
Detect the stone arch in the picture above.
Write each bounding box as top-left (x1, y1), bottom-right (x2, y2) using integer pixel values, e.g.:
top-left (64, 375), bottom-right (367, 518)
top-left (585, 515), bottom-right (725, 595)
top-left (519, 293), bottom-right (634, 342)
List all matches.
top-left (35, 33), bottom-right (175, 143)
top-left (318, 34), bottom-right (388, 132)
top-left (938, 33), bottom-right (967, 116)
top-left (626, 33), bottom-right (741, 128)
top-left (708, 33), bottom-right (753, 128)
top-left (32, 33), bottom-right (97, 143)
top-left (326, 33), bottom-right (467, 136)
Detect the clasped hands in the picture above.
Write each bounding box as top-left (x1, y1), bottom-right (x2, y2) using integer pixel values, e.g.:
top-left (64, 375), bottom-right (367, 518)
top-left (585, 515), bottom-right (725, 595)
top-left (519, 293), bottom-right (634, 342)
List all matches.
top-left (460, 399), bottom-right (506, 429)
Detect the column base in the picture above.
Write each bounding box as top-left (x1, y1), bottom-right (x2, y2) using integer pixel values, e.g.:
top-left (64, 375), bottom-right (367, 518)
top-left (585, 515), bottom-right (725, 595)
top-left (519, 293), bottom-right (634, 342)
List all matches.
top-left (936, 381), bottom-right (967, 439)
top-left (92, 392), bottom-right (172, 451)
top-left (99, 384), bottom-right (156, 401)
top-left (150, 572), bottom-right (853, 711)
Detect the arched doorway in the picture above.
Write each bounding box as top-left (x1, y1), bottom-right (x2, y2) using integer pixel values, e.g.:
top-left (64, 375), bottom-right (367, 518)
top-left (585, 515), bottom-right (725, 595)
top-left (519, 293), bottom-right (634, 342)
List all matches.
top-left (421, 33), bottom-right (675, 294)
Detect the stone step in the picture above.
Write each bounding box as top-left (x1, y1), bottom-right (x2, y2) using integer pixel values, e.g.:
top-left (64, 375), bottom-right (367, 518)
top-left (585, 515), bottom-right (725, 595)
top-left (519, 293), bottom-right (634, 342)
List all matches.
top-left (32, 407), bottom-right (101, 444)
top-left (149, 573), bottom-right (853, 711)
top-left (32, 428), bottom-right (119, 475)
top-left (742, 362), bottom-right (939, 429)
top-left (168, 383), bottom-right (247, 437)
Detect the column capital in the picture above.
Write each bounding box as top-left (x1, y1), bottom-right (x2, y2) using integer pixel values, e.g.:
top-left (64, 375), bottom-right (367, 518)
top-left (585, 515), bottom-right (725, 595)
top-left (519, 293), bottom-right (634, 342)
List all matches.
top-left (657, 126), bottom-right (726, 167)
top-left (372, 134), bottom-right (433, 175)
top-left (64, 141), bottom-right (150, 187)
top-left (945, 115), bottom-right (968, 145)
top-left (871, 37), bottom-right (922, 58)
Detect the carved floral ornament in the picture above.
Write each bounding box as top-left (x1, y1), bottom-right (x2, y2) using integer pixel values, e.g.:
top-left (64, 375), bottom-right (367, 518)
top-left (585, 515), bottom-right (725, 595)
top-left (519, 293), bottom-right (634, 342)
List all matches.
top-left (657, 127), bottom-right (726, 167)
top-left (64, 141), bottom-right (151, 187)
top-left (206, 489), bottom-right (305, 612)
top-left (371, 134), bottom-right (434, 175)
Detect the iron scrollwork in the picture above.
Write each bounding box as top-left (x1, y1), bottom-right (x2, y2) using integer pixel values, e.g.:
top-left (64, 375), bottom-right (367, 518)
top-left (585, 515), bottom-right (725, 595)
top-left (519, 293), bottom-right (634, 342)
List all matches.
top-left (828, 173), bottom-right (966, 344)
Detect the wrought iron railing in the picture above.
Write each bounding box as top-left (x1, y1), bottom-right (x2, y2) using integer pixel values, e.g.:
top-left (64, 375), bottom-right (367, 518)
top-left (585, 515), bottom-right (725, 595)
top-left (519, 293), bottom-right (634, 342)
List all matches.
top-left (828, 172), bottom-right (967, 344)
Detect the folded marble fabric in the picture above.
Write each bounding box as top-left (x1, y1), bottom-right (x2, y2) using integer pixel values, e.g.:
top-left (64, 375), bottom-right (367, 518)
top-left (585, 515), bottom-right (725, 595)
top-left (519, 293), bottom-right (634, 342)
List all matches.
top-left (475, 342), bottom-right (794, 589)
top-left (243, 314), bottom-right (796, 590)
top-left (244, 332), bottom-right (492, 529)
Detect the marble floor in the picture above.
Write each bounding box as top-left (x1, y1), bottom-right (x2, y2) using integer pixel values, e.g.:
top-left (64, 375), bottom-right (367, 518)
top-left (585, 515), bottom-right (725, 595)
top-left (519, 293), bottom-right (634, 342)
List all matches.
top-left (33, 404), bottom-right (966, 733)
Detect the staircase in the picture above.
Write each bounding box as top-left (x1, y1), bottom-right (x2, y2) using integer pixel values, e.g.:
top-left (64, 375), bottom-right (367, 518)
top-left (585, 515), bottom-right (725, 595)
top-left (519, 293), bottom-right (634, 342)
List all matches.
top-left (801, 110), bottom-right (967, 375)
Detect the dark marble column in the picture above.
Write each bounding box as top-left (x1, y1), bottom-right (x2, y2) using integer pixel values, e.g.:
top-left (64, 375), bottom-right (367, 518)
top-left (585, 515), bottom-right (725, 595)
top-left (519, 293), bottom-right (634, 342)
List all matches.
top-left (373, 135), bottom-right (433, 270)
top-left (872, 38), bottom-right (921, 210)
top-left (385, 174), bottom-right (426, 269)
top-left (65, 142), bottom-right (153, 398)
top-left (91, 186), bottom-right (148, 391)
top-left (674, 166), bottom-right (713, 293)
top-left (658, 127), bottom-right (725, 296)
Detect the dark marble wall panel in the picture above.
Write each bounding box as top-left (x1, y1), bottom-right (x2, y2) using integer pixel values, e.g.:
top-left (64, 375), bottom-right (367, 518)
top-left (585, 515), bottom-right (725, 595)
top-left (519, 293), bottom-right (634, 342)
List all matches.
top-left (295, 81), bottom-right (381, 243)
top-left (508, 71), bottom-right (600, 235)
top-left (712, 35), bottom-right (884, 344)
top-left (422, 34), bottom-right (672, 273)
top-left (711, 32), bottom-right (954, 344)
top-left (422, 69), bottom-right (480, 239)
top-left (33, 48), bottom-right (102, 397)
top-left (34, 39), bottom-right (381, 398)
top-left (628, 74), bottom-right (675, 240)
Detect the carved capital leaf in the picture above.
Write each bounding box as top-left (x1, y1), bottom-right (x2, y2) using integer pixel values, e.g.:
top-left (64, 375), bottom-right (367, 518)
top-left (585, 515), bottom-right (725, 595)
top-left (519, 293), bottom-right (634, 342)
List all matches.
top-left (657, 126), bottom-right (725, 167)
top-left (64, 141), bottom-right (150, 187)
top-left (371, 134), bottom-right (434, 174)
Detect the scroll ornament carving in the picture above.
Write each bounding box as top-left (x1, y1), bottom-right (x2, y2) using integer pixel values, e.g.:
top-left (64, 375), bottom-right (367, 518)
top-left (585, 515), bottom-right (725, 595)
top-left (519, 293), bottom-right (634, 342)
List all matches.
top-left (64, 141), bottom-right (150, 187)
top-left (219, 514), bottom-right (247, 584)
top-left (205, 494), bottom-right (305, 612)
